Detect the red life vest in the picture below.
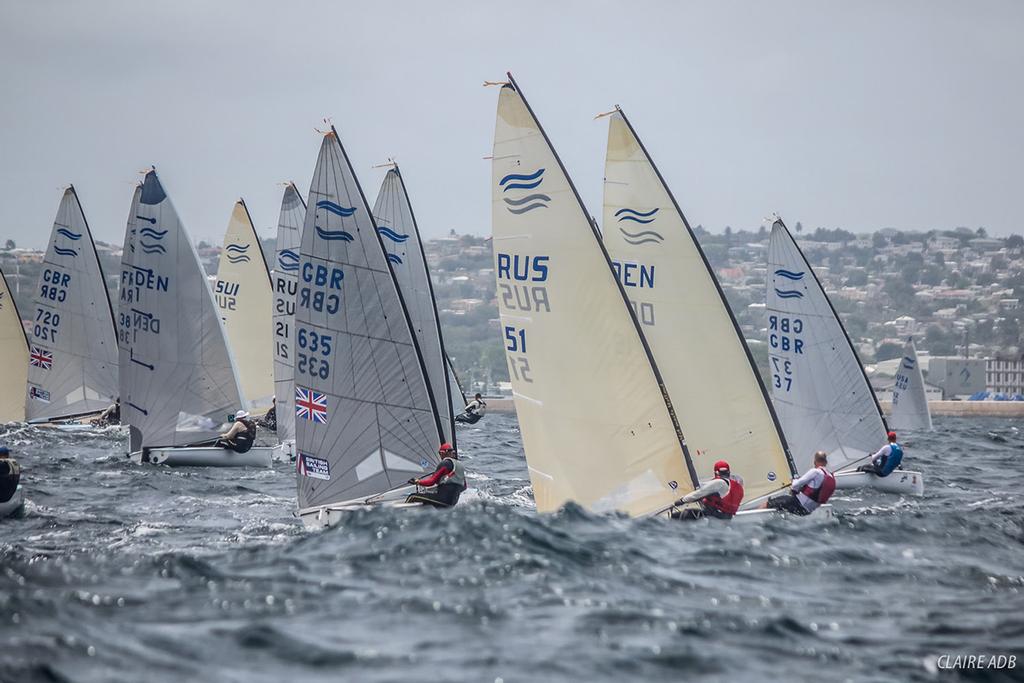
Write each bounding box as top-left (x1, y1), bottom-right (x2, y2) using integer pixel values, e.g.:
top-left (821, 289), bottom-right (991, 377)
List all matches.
top-left (702, 476), bottom-right (745, 515)
top-left (800, 467), bottom-right (836, 504)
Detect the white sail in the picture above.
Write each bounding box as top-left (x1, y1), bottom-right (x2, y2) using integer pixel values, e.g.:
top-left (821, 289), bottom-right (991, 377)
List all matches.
top-left (119, 169), bottom-right (244, 451)
top-left (215, 200), bottom-right (274, 412)
top-left (372, 166), bottom-right (457, 445)
top-left (0, 268), bottom-right (28, 422)
top-left (271, 183), bottom-right (306, 443)
top-left (890, 337), bottom-right (933, 431)
top-left (491, 76), bottom-right (696, 517)
top-left (766, 218), bottom-right (886, 473)
top-left (602, 110), bottom-right (794, 503)
top-left (295, 130), bottom-right (443, 511)
top-left (446, 355), bottom-right (467, 416)
top-left (25, 187), bottom-right (119, 421)
top-left (116, 185), bottom-right (141, 429)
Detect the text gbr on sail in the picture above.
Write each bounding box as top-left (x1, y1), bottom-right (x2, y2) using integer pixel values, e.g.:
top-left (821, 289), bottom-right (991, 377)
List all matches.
top-left (298, 262), bottom-right (341, 315)
top-left (768, 315), bottom-right (803, 354)
top-left (496, 253), bottom-right (549, 313)
top-left (39, 268), bottom-right (72, 303)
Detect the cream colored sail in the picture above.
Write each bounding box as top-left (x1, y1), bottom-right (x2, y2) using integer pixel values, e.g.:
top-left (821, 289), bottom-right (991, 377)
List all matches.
top-left (602, 109), bottom-right (795, 504)
top-left (491, 76), bottom-right (697, 517)
top-left (0, 269), bottom-right (28, 422)
top-left (215, 200), bottom-right (274, 412)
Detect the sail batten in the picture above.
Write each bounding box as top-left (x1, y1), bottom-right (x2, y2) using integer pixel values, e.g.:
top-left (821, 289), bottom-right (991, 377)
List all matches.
top-left (25, 187), bottom-right (119, 421)
top-left (119, 170), bottom-right (244, 451)
top-left (890, 337), bottom-right (933, 431)
top-left (295, 130), bottom-right (443, 510)
top-left (491, 75), bottom-right (697, 517)
top-left (215, 199), bottom-right (274, 412)
top-left (272, 183), bottom-right (306, 443)
top-left (601, 110), bottom-right (795, 503)
top-left (766, 218), bottom-right (887, 472)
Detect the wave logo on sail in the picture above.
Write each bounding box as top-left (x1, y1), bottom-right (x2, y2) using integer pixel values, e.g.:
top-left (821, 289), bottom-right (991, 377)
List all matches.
top-left (139, 227), bottom-right (168, 255)
top-left (386, 253), bottom-right (403, 265)
top-left (277, 248), bottom-right (300, 272)
top-left (314, 200), bottom-right (357, 241)
top-left (500, 168), bottom-right (550, 214)
top-left (901, 356), bottom-right (916, 370)
top-left (618, 227), bottom-right (664, 246)
top-left (377, 226), bottom-right (409, 243)
top-left (225, 243), bottom-right (251, 264)
top-left (56, 228), bottom-right (82, 241)
top-left (53, 245), bottom-right (78, 257)
top-left (316, 200), bottom-right (357, 218)
top-left (773, 269), bottom-right (805, 299)
top-left (616, 207), bottom-right (659, 225)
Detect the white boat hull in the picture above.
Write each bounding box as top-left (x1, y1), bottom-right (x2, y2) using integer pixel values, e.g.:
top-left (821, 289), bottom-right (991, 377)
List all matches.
top-left (835, 470), bottom-right (924, 496)
top-left (662, 504), bottom-right (834, 524)
top-left (0, 486), bottom-right (25, 518)
top-left (298, 485), bottom-right (425, 529)
top-left (130, 445), bottom-right (279, 468)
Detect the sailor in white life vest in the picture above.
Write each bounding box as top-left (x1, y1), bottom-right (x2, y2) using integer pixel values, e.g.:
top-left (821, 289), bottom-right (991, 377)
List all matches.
top-left (763, 450), bottom-right (836, 515)
top-left (456, 394), bottom-right (487, 425)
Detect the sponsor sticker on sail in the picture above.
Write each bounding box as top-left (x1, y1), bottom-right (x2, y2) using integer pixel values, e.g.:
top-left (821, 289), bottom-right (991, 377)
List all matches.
top-left (298, 452), bottom-right (331, 480)
top-left (29, 386), bottom-right (51, 403)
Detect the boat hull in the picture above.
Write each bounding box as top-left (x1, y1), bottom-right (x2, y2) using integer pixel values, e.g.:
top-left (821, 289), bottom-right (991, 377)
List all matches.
top-left (662, 504), bottom-right (834, 524)
top-left (130, 445), bottom-right (279, 468)
top-left (835, 470), bottom-right (924, 496)
top-left (0, 486), bottom-right (25, 519)
top-left (298, 485), bottom-right (425, 529)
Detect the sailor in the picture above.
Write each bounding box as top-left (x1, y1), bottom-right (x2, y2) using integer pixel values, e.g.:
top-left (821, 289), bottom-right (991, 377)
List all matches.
top-left (405, 442), bottom-right (467, 508)
top-left (216, 410), bottom-right (257, 454)
top-left (856, 431), bottom-right (903, 477)
top-left (258, 397), bottom-right (278, 432)
top-left (765, 451), bottom-right (835, 515)
top-left (97, 398), bottom-right (120, 426)
top-left (670, 460), bottom-right (744, 521)
top-left (456, 393), bottom-right (487, 424)
top-left (0, 446), bottom-right (20, 504)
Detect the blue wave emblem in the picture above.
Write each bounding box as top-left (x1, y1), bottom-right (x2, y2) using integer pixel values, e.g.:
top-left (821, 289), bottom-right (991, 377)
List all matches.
top-left (53, 246), bottom-right (77, 257)
top-left (135, 215), bottom-right (157, 225)
top-left (386, 253), bottom-right (403, 265)
top-left (56, 228), bottom-right (81, 241)
top-left (140, 242), bottom-right (166, 254)
top-left (315, 225), bottom-right (353, 242)
top-left (316, 200), bottom-right (357, 218)
top-left (774, 288), bottom-right (804, 299)
top-left (277, 249), bottom-right (299, 272)
top-left (619, 228), bottom-right (664, 246)
top-left (901, 357), bottom-right (916, 370)
top-left (139, 227), bottom-right (167, 240)
top-left (225, 243), bottom-right (251, 264)
top-left (377, 226), bottom-right (409, 243)
top-left (774, 269), bottom-right (805, 281)
top-left (499, 168), bottom-right (545, 192)
top-left (615, 208), bottom-right (659, 224)
top-left (500, 169), bottom-right (550, 214)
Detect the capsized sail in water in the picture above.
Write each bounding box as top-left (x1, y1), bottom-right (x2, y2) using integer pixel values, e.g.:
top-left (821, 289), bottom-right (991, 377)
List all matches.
top-left (601, 108), bottom-right (795, 506)
top-left (271, 183), bottom-right (307, 445)
top-left (25, 186), bottom-right (118, 422)
top-left (491, 75), bottom-right (698, 517)
top-left (215, 199), bottom-right (274, 413)
top-left (372, 164), bottom-right (457, 446)
top-left (890, 337), bottom-right (933, 431)
top-left (295, 129), bottom-right (444, 524)
top-left (119, 169), bottom-right (245, 454)
top-left (766, 217), bottom-right (888, 473)
top-left (0, 268), bottom-right (28, 423)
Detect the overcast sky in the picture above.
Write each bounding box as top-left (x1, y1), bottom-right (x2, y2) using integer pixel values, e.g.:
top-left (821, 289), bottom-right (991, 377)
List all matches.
top-left (1, 1), bottom-right (1021, 249)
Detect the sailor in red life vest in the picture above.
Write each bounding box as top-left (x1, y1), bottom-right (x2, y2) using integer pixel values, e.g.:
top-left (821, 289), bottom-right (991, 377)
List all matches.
top-left (670, 460), bottom-right (745, 521)
top-left (764, 450), bottom-right (836, 515)
top-left (404, 443), bottom-right (467, 508)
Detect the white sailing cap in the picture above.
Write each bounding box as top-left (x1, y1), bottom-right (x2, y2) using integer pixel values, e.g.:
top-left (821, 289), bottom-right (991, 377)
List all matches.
top-left (234, 410), bottom-right (250, 420)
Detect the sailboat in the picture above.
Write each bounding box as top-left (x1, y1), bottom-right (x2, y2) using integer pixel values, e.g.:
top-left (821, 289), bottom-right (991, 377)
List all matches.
top-left (601, 108), bottom-right (796, 509)
top-left (371, 163), bottom-right (458, 445)
top-left (0, 268), bottom-right (28, 424)
top-left (766, 217), bottom-right (924, 495)
top-left (295, 129), bottom-right (446, 529)
top-left (890, 337), bottom-right (933, 431)
top-left (214, 199), bottom-right (275, 413)
top-left (25, 186), bottom-right (119, 426)
top-left (271, 182), bottom-right (307, 455)
top-left (120, 169), bottom-right (277, 467)
top-left (446, 356), bottom-right (469, 419)
top-left (491, 74), bottom-right (699, 517)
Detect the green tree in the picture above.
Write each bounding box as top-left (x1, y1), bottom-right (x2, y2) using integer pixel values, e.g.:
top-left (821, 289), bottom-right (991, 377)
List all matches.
top-left (932, 251), bottom-right (945, 266)
top-left (3, 239), bottom-right (14, 250)
top-left (1007, 234), bottom-right (1024, 249)
top-left (872, 233), bottom-right (887, 249)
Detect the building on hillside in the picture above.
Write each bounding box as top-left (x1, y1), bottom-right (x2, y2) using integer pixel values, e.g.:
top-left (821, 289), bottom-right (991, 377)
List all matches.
top-left (986, 352), bottom-right (1024, 395)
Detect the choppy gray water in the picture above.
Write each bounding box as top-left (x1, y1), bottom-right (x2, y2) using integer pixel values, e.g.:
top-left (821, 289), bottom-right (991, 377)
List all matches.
top-left (0, 415), bottom-right (1022, 682)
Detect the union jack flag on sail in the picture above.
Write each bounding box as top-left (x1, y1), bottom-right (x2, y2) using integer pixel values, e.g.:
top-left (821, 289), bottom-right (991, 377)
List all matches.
top-left (30, 346), bottom-right (53, 370)
top-left (295, 386), bottom-right (328, 424)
